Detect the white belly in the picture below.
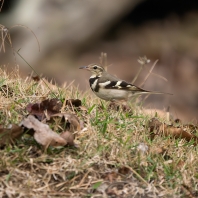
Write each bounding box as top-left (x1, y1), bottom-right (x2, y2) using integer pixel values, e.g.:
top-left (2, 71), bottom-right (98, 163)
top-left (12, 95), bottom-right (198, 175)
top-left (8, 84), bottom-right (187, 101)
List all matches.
top-left (93, 88), bottom-right (131, 101)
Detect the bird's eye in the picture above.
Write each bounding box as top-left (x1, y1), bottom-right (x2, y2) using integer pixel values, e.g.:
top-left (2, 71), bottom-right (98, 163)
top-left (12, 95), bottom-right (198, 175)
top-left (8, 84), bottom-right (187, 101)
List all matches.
top-left (93, 66), bottom-right (97, 69)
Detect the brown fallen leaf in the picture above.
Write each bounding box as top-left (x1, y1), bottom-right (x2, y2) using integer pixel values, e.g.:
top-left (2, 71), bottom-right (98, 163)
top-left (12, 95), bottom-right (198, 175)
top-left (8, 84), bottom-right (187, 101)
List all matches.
top-left (51, 113), bottom-right (81, 132)
top-left (32, 75), bottom-right (41, 82)
top-left (65, 99), bottom-right (88, 113)
top-left (0, 124), bottom-right (23, 147)
top-left (66, 99), bottom-right (82, 107)
top-left (161, 125), bottom-right (196, 142)
top-left (118, 166), bottom-right (130, 175)
top-left (21, 115), bottom-right (67, 149)
top-left (60, 131), bottom-right (75, 146)
top-left (150, 146), bottom-right (166, 155)
top-left (148, 118), bottom-right (198, 145)
top-left (26, 98), bottom-right (62, 121)
top-left (103, 172), bottom-right (119, 182)
top-left (174, 118), bottom-right (181, 124)
top-left (148, 118), bottom-right (164, 140)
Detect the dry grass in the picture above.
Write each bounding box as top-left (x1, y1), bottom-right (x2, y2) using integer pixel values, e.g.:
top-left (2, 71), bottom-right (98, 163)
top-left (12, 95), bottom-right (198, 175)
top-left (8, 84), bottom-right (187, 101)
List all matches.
top-left (0, 67), bottom-right (197, 198)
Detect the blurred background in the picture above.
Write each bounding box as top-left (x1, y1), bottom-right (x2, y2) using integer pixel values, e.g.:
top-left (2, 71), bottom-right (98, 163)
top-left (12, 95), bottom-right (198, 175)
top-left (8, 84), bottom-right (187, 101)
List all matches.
top-left (0, 0), bottom-right (198, 122)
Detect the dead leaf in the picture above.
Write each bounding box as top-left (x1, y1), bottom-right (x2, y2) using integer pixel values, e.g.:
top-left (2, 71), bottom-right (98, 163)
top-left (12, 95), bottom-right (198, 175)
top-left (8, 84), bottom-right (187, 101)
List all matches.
top-left (51, 113), bottom-right (81, 132)
top-left (26, 98), bottom-right (62, 121)
top-left (174, 118), bottom-right (181, 123)
top-left (161, 125), bottom-right (196, 142)
top-left (148, 118), bottom-right (198, 145)
top-left (103, 172), bottom-right (119, 182)
top-left (21, 115), bottom-right (67, 149)
top-left (148, 118), bottom-right (162, 131)
top-left (118, 167), bottom-right (130, 175)
top-left (0, 124), bottom-right (23, 147)
top-left (65, 99), bottom-right (88, 113)
top-left (175, 160), bottom-right (185, 169)
top-left (150, 146), bottom-right (166, 155)
top-left (60, 131), bottom-right (75, 146)
top-left (32, 75), bottom-right (41, 82)
top-left (66, 99), bottom-right (82, 107)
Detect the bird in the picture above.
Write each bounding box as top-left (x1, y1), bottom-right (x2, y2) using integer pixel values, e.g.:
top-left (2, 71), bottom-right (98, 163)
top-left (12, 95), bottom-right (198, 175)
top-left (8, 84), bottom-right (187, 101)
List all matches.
top-left (79, 64), bottom-right (171, 102)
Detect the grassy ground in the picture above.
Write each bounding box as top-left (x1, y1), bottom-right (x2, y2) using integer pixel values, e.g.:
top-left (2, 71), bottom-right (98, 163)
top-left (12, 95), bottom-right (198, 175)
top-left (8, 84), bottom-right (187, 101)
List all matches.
top-left (0, 67), bottom-right (197, 198)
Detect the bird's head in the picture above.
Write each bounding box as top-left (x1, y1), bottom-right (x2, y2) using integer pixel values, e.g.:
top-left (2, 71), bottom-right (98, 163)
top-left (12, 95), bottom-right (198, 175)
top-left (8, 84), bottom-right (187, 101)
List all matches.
top-left (79, 64), bottom-right (104, 75)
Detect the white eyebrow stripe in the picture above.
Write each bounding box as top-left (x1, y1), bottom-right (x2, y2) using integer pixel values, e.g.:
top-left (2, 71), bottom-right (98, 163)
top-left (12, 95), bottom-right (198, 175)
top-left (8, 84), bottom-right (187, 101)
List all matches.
top-left (90, 74), bottom-right (97, 78)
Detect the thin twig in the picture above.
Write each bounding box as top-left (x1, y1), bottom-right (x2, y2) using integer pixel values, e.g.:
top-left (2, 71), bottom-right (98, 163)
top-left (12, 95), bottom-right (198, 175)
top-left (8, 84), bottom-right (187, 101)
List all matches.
top-left (132, 64), bottom-right (144, 84)
top-left (148, 71), bottom-right (168, 82)
top-left (10, 24), bottom-right (40, 52)
top-left (132, 56), bottom-right (150, 84)
top-left (140, 60), bottom-right (158, 87)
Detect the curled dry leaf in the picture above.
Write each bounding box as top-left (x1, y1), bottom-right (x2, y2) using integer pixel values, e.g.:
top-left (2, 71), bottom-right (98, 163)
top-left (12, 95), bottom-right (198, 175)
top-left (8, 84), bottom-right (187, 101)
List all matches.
top-left (118, 166), bottom-right (130, 175)
top-left (148, 118), bottom-right (198, 145)
top-left (31, 75), bottom-right (41, 82)
top-left (148, 118), bottom-right (163, 140)
top-left (174, 118), bottom-right (181, 124)
top-left (21, 115), bottom-right (67, 148)
top-left (103, 172), bottom-right (119, 182)
top-left (150, 146), bottom-right (167, 155)
top-left (161, 125), bottom-right (195, 142)
top-left (26, 98), bottom-right (62, 121)
top-left (0, 124), bottom-right (23, 147)
top-left (51, 113), bottom-right (81, 132)
top-left (66, 99), bottom-right (82, 107)
top-left (66, 99), bottom-right (88, 112)
top-left (60, 131), bottom-right (75, 146)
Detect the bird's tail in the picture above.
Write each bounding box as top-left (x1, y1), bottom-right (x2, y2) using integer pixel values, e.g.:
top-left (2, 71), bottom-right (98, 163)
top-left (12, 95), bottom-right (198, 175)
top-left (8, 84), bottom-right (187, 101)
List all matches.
top-left (144, 90), bottom-right (173, 95)
top-left (128, 86), bottom-right (172, 96)
top-left (131, 88), bottom-right (173, 96)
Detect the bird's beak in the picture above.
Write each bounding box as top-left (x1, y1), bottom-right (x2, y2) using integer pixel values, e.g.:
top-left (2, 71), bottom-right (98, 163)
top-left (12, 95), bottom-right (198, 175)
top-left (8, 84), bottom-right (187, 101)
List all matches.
top-left (79, 66), bottom-right (88, 70)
